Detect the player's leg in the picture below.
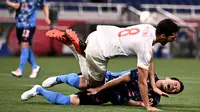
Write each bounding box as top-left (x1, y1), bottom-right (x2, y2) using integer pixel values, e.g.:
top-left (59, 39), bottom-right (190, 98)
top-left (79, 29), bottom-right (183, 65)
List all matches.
top-left (45, 29), bottom-right (88, 88)
top-left (27, 27), bottom-right (40, 78)
top-left (42, 46), bottom-right (89, 89)
top-left (46, 29), bottom-right (72, 45)
top-left (43, 32), bottom-right (89, 89)
top-left (45, 29), bottom-right (86, 56)
top-left (12, 28), bottom-right (29, 77)
top-left (73, 91), bottom-right (108, 105)
top-left (21, 85), bottom-right (80, 105)
top-left (42, 73), bottom-right (88, 89)
top-left (84, 32), bottom-right (107, 87)
top-left (68, 45), bottom-right (79, 60)
top-left (65, 29), bottom-right (86, 56)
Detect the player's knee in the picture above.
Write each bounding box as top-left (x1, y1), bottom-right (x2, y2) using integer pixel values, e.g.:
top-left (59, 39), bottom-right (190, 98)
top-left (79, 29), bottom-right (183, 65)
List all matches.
top-left (21, 42), bottom-right (29, 48)
top-left (69, 95), bottom-right (80, 105)
top-left (66, 73), bottom-right (80, 88)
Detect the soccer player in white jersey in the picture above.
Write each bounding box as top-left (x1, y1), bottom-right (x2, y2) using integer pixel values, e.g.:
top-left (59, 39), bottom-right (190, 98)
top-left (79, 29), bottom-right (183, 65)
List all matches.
top-left (46, 18), bottom-right (179, 111)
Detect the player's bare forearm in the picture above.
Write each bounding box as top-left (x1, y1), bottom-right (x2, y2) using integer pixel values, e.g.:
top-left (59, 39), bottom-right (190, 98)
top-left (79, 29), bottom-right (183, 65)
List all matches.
top-left (43, 3), bottom-right (49, 18)
top-left (149, 57), bottom-right (156, 90)
top-left (127, 100), bottom-right (144, 107)
top-left (138, 67), bottom-right (150, 109)
top-left (6, 0), bottom-right (20, 9)
top-left (43, 3), bottom-right (51, 24)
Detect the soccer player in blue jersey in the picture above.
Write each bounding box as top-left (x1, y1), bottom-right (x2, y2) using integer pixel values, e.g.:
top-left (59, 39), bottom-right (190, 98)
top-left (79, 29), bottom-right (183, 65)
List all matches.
top-left (6, 0), bottom-right (51, 78)
top-left (20, 40), bottom-right (183, 109)
top-left (21, 69), bottom-right (184, 107)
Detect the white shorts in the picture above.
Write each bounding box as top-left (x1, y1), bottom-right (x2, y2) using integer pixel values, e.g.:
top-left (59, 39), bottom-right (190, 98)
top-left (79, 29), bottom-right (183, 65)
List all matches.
top-left (83, 31), bottom-right (108, 83)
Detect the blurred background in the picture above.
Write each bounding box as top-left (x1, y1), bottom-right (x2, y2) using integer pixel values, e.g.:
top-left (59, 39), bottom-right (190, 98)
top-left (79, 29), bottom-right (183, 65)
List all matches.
top-left (0, 0), bottom-right (200, 59)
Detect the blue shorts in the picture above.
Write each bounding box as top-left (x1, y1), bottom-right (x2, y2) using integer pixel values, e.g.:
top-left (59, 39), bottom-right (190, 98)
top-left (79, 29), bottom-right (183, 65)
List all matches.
top-left (16, 27), bottom-right (36, 45)
top-left (75, 84), bottom-right (130, 105)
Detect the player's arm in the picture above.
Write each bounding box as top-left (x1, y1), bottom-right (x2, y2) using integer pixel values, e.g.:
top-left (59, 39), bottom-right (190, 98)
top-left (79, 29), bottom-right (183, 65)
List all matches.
top-left (138, 67), bottom-right (161, 111)
top-left (149, 49), bottom-right (157, 92)
top-left (43, 2), bottom-right (51, 24)
top-left (138, 67), bottom-right (151, 109)
top-left (127, 98), bottom-right (154, 107)
top-left (87, 72), bottom-right (131, 94)
top-left (127, 100), bottom-right (145, 107)
top-left (149, 49), bottom-right (169, 97)
top-left (6, 0), bottom-right (20, 9)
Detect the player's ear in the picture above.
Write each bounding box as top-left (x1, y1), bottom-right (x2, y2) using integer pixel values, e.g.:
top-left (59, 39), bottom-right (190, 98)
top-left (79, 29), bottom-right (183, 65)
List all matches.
top-left (160, 34), bottom-right (166, 39)
top-left (157, 34), bottom-right (165, 40)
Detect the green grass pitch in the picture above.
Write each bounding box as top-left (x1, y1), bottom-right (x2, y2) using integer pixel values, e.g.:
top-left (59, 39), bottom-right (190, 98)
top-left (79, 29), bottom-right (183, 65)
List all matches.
top-left (0, 57), bottom-right (200, 112)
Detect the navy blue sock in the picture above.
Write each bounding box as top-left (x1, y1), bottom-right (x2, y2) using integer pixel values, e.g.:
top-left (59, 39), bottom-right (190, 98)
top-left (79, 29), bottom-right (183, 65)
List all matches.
top-left (18, 48), bottom-right (29, 72)
top-left (56, 73), bottom-right (80, 89)
top-left (36, 87), bottom-right (70, 105)
top-left (28, 48), bottom-right (37, 69)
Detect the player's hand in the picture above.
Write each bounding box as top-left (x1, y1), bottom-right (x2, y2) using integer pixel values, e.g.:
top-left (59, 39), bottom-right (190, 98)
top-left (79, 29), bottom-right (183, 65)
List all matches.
top-left (86, 88), bottom-right (99, 95)
top-left (45, 17), bottom-right (51, 25)
top-left (153, 87), bottom-right (170, 98)
top-left (140, 99), bottom-right (153, 107)
top-left (140, 102), bottom-right (145, 107)
top-left (146, 106), bottom-right (162, 111)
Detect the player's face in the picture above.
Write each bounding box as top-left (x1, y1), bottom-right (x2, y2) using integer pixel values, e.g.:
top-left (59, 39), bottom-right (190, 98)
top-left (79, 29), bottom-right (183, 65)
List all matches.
top-left (159, 32), bottom-right (178, 46)
top-left (162, 77), bottom-right (181, 94)
top-left (166, 32), bottom-right (178, 42)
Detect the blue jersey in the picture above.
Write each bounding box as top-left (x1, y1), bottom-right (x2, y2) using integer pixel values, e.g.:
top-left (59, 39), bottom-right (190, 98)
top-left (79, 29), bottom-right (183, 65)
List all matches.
top-left (105, 68), bottom-right (161, 106)
top-left (15, 0), bottom-right (46, 28)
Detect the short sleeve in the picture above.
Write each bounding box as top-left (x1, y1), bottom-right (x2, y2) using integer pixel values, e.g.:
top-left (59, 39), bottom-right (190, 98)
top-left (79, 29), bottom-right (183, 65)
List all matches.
top-left (137, 47), bottom-right (152, 70)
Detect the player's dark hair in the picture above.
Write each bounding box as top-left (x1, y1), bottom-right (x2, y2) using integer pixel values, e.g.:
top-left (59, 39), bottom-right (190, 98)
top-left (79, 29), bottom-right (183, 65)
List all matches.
top-left (169, 77), bottom-right (184, 94)
top-left (77, 72), bottom-right (82, 75)
top-left (156, 19), bottom-right (180, 37)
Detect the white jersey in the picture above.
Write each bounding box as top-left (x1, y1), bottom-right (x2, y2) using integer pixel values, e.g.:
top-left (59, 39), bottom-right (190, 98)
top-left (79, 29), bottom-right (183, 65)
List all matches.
top-left (96, 24), bottom-right (156, 70)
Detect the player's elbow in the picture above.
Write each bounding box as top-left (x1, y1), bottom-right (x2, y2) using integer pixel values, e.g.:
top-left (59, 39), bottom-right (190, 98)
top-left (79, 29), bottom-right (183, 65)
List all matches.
top-left (6, 2), bottom-right (20, 9)
top-left (121, 74), bottom-right (131, 83)
top-left (14, 4), bottom-right (20, 9)
top-left (138, 79), bottom-right (148, 86)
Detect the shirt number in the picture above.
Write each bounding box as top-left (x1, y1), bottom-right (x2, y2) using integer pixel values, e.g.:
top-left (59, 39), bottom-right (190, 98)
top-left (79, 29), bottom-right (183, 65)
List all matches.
top-left (22, 29), bottom-right (30, 40)
top-left (118, 28), bottom-right (140, 37)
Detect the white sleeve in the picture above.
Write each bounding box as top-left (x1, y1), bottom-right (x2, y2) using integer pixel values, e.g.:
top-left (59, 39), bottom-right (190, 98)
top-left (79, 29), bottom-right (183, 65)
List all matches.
top-left (137, 47), bottom-right (152, 70)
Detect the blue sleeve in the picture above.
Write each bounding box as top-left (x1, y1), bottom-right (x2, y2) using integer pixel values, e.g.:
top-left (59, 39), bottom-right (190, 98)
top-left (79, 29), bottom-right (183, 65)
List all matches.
top-left (106, 70), bottom-right (131, 77)
top-left (105, 70), bottom-right (131, 82)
